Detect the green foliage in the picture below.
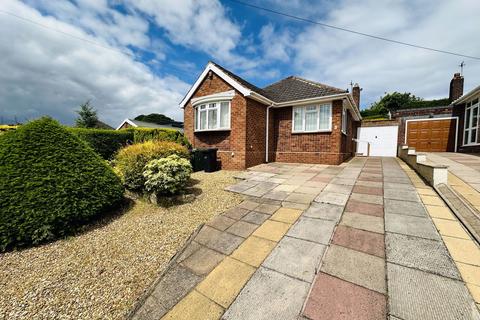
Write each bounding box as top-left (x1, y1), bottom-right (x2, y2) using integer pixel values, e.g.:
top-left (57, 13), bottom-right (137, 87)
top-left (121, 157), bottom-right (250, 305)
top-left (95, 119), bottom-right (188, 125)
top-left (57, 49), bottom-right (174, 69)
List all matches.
top-left (143, 155), bottom-right (192, 195)
top-left (69, 128), bottom-right (134, 159)
top-left (75, 100), bottom-right (98, 128)
top-left (133, 128), bottom-right (190, 147)
top-left (0, 117), bottom-right (124, 251)
top-left (134, 113), bottom-right (177, 125)
top-left (113, 140), bottom-right (190, 191)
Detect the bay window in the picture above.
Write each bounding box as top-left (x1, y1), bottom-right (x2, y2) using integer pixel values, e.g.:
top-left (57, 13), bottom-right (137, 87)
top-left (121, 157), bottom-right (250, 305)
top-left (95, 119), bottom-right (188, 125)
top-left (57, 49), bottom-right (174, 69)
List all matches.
top-left (194, 101), bottom-right (230, 131)
top-left (464, 98), bottom-right (479, 145)
top-left (292, 103), bottom-right (332, 133)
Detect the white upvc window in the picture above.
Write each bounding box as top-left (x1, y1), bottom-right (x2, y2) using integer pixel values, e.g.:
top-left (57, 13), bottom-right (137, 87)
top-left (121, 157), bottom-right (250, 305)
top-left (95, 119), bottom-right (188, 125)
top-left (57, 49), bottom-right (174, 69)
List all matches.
top-left (464, 97), bottom-right (479, 145)
top-left (292, 103), bottom-right (332, 133)
top-left (194, 101), bottom-right (230, 131)
top-left (341, 106), bottom-right (348, 134)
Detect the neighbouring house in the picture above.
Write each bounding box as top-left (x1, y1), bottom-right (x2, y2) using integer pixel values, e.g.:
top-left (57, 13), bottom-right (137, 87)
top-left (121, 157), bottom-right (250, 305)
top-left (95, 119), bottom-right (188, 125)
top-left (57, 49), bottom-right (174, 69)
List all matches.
top-left (180, 61), bottom-right (361, 170)
top-left (452, 80), bottom-right (480, 153)
top-left (116, 118), bottom-right (184, 132)
top-left (95, 120), bottom-right (114, 130)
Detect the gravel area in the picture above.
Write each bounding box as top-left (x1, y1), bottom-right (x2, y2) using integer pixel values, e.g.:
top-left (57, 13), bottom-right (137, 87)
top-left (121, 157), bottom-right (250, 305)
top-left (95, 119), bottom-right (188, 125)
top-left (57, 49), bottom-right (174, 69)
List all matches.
top-left (0, 171), bottom-right (243, 320)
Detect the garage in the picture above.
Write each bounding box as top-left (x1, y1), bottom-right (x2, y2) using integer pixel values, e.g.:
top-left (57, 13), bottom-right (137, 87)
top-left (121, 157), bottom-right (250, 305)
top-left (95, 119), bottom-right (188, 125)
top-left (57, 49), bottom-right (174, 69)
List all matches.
top-left (357, 123), bottom-right (399, 157)
top-left (405, 118), bottom-right (457, 152)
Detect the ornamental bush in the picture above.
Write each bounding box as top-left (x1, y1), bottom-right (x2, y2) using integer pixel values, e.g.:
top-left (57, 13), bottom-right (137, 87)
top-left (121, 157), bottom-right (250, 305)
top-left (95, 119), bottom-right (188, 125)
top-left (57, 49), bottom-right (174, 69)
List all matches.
top-left (133, 128), bottom-right (190, 148)
top-left (69, 128), bottom-right (134, 159)
top-left (143, 155), bottom-right (192, 195)
top-left (0, 117), bottom-right (124, 251)
top-left (113, 141), bottom-right (189, 191)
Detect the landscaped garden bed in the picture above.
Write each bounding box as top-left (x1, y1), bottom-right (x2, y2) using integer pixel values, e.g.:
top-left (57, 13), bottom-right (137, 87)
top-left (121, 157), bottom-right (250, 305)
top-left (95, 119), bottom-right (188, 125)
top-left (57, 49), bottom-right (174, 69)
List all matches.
top-left (0, 170), bottom-right (242, 319)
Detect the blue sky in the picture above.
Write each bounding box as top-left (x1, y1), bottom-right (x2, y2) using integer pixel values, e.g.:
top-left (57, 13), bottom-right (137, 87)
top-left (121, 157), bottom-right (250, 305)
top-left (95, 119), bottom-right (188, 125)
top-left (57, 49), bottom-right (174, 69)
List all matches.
top-left (0, 0), bottom-right (479, 126)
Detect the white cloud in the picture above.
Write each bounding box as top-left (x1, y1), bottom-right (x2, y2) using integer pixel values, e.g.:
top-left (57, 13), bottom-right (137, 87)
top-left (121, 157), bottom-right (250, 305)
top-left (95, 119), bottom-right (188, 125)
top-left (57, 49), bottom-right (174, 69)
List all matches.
top-left (0, 0), bottom-right (188, 126)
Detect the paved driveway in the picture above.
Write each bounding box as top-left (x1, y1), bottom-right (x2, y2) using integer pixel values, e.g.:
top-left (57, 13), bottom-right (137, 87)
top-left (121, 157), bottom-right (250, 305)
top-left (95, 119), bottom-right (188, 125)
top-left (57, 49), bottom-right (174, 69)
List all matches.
top-left (131, 157), bottom-right (480, 320)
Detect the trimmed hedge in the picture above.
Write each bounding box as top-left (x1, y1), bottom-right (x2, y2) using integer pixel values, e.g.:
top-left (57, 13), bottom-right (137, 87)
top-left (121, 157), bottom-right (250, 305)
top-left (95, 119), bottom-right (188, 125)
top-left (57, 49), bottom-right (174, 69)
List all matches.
top-left (69, 128), bottom-right (134, 160)
top-left (133, 128), bottom-right (190, 147)
top-left (114, 140), bottom-right (190, 191)
top-left (0, 117), bottom-right (124, 251)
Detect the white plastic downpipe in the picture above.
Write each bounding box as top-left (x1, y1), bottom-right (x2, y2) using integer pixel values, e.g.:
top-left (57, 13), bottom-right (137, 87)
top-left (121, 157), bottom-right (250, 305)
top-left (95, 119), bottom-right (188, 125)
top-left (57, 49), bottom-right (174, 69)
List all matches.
top-left (265, 104), bottom-right (274, 163)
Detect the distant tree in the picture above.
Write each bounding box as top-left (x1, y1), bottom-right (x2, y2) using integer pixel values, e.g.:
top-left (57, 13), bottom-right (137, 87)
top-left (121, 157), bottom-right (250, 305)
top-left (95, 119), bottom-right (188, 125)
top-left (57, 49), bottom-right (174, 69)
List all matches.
top-left (361, 92), bottom-right (422, 118)
top-left (75, 101), bottom-right (98, 128)
top-left (134, 113), bottom-right (175, 125)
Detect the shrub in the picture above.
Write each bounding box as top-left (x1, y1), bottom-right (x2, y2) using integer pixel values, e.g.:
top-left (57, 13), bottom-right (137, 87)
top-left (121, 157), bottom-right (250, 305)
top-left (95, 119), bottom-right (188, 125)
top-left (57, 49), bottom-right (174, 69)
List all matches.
top-left (69, 128), bottom-right (134, 159)
top-left (0, 117), bottom-right (124, 251)
top-left (143, 155), bottom-right (192, 195)
top-left (133, 128), bottom-right (191, 148)
top-left (114, 140), bottom-right (189, 191)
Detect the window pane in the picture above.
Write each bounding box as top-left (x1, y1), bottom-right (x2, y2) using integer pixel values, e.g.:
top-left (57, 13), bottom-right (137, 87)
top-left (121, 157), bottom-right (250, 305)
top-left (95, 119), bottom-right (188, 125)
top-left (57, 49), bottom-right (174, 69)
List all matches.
top-left (472, 98), bottom-right (479, 106)
top-left (208, 109), bottom-right (217, 129)
top-left (305, 109), bottom-right (318, 131)
top-left (293, 107), bottom-right (304, 131)
top-left (319, 104), bottom-right (331, 130)
top-left (466, 109), bottom-right (471, 129)
top-left (220, 102), bottom-right (230, 128)
top-left (342, 107), bottom-right (347, 133)
top-left (194, 107), bottom-right (198, 130)
top-left (200, 110), bottom-right (207, 130)
top-left (471, 129), bottom-right (477, 143)
top-left (464, 130), bottom-right (469, 145)
top-left (473, 107), bottom-right (478, 129)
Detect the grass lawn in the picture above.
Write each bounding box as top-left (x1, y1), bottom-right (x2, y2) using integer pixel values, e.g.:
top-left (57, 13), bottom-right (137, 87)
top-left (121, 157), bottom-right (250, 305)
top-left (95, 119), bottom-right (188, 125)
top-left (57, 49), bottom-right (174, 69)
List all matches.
top-left (0, 171), bottom-right (243, 320)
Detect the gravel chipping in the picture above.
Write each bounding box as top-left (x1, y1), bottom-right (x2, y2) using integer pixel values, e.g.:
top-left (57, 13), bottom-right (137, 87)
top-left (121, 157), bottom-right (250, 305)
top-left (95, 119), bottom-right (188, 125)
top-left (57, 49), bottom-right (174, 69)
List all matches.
top-left (0, 171), bottom-right (243, 320)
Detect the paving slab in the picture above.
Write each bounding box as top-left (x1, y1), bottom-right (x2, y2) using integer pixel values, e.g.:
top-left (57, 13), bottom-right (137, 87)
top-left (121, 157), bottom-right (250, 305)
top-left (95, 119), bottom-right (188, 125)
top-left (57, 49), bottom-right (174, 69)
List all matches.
top-left (295, 186), bottom-right (323, 195)
top-left (177, 241), bottom-right (202, 264)
top-left (384, 188), bottom-right (420, 202)
top-left (252, 220), bottom-right (291, 242)
top-left (330, 178), bottom-right (356, 186)
top-left (223, 267), bottom-right (310, 320)
top-left (180, 246), bottom-right (226, 276)
top-left (323, 184), bottom-right (353, 195)
top-left (281, 201), bottom-right (310, 210)
top-left (255, 203), bottom-right (281, 214)
top-left (350, 193), bottom-right (383, 205)
top-left (162, 290), bottom-right (224, 320)
top-left (321, 244), bottom-right (386, 294)
top-left (432, 218), bottom-right (471, 239)
top-left (383, 176), bottom-right (412, 184)
top-left (352, 185), bottom-right (383, 196)
top-left (132, 265), bottom-right (202, 320)
top-left (270, 207), bottom-right (303, 224)
top-left (207, 215), bottom-right (237, 231)
top-left (303, 272), bottom-right (386, 320)
top-left (284, 192), bottom-right (316, 204)
top-left (223, 207), bottom-right (250, 220)
top-left (262, 190), bottom-right (290, 201)
top-left (385, 213), bottom-right (440, 240)
top-left (383, 182), bottom-right (416, 191)
top-left (237, 200), bottom-right (260, 211)
top-left (241, 211), bottom-right (270, 225)
top-left (386, 233), bottom-right (460, 279)
top-left (384, 198), bottom-right (427, 217)
top-left (287, 217), bottom-right (336, 245)
top-left (194, 226), bottom-right (245, 255)
top-left (303, 202), bottom-right (344, 221)
top-left (345, 199), bottom-right (383, 217)
top-left (442, 237), bottom-right (480, 265)
top-left (420, 194), bottom-right (446, 206)
top-left (332, 225), bottom-right (385, 258)
top-left (355, 180), bottom-right (383, 188)
top-left (341, 212), bottom-right (385, 234)
top-left (231, 235), bottom-right (277, 267)
top-left (315, 192), bottom-right (349, 206)
top-left (387, 263), bottom-right (480, 320)
top-left (263, 236), bottom-right (326, 282)
top-left (457, 263), bottom-right (480, 286)
top-left (273, 184), bottom-right (299, 192)
top-left (196, 257), bottom-right (255, 308)
top-left (226, 221), bottom-right (258, 238)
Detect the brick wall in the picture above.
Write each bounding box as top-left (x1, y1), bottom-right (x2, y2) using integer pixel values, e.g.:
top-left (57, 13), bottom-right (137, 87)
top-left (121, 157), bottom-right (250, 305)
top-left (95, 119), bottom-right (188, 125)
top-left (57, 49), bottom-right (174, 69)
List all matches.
top-left (271, 100), bottom-right (348, 165)
top-left (245, 98), bottom-right (268, 168)
top-left (340, 108), bottom-right (357, 161)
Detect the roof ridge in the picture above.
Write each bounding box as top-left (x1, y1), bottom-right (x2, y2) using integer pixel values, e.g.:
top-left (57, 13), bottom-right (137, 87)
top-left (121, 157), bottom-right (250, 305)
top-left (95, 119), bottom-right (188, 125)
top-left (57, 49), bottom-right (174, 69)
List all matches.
top-left (291, 76), bottom-right (346, 93)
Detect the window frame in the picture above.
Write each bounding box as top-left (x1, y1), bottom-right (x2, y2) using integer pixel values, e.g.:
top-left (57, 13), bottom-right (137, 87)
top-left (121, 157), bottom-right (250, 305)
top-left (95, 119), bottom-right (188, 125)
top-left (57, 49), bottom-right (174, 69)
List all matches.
top-left (341, 106), bottom-right (348, 135)
top-left (292, 103), bottom-right (332, 133)
top-left (463, 97), bottom-right (480, 146)
top-left (194, 100), bottom-right (231, 132)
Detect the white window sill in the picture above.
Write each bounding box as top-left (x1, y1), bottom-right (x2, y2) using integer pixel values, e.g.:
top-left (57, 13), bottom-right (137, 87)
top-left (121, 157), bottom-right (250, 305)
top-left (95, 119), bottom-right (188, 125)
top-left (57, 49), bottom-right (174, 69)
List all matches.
top-left (462, 143), bottom-right (480, 147)
top-left (292, 130), bottom-right (332, 134)
top-left (195, 128), bottom-right (231, 133)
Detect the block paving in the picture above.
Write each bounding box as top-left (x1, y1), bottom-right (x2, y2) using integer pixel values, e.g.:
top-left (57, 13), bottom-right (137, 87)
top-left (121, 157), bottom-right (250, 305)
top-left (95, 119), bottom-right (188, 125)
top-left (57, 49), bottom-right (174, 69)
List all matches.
top-left (130, 158), bottom-right (480, 320)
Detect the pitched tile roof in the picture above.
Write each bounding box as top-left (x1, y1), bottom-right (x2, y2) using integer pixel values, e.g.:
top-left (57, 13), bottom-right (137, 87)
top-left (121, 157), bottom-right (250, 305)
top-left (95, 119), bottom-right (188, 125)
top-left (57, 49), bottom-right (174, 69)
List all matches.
top-left (262, 76), bottom-right (347, 103)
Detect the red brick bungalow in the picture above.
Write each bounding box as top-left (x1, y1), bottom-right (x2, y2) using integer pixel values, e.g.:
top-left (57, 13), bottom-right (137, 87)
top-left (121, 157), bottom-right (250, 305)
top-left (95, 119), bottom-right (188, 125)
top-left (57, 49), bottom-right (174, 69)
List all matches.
top-left (181, 62), bottom-right (362, 170)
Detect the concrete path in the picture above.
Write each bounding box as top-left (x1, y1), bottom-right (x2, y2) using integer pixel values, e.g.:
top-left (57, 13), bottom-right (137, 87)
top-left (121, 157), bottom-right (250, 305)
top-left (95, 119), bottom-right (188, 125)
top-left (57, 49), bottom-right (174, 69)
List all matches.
top-left (130, 158), bottom-right (480, 320)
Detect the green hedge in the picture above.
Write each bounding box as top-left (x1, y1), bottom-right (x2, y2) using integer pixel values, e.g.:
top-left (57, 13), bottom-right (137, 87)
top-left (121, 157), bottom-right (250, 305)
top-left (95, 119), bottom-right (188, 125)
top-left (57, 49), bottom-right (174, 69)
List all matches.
top-left (0, 117), bottom-right (124, 251)
top-left (133, 128), bottom-right (190, 147)
top-left (69, 128), bottom-right (134, 160)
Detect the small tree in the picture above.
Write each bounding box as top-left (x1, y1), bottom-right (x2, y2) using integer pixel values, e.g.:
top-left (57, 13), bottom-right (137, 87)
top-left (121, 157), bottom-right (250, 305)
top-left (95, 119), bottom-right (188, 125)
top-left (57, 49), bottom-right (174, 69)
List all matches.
top-left (75, 101), bottom-right (98, 128)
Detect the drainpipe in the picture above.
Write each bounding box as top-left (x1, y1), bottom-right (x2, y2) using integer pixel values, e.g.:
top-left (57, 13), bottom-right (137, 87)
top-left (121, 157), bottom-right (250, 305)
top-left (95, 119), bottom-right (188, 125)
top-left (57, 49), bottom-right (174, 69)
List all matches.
top-left (265, 104), bottom-right (274, 163)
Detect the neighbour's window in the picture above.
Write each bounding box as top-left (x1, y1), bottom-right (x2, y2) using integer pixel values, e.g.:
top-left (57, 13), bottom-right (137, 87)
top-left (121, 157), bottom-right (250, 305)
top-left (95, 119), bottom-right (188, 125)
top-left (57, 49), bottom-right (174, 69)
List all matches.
top-left (292, 104), bottom-right (332, 133)
top-left (341, 106), bottom-right (348, 134)
top-left (464, 98), bottom-right (479, 145)
top-left (194, 101), bottom-right (230, 131)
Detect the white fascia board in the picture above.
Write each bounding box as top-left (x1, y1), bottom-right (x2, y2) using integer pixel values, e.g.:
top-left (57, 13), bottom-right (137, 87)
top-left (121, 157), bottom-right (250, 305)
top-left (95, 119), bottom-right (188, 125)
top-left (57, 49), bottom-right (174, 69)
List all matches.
top-left (191, 90), bottom-right (235, 106)
top-left (453, 85), bottom-right (480, 105)
top-left (116, 118), bottom-right (137, 130)
top-left (179, 62), bottom-right (252, 108)
top-left (248, 91), bottom-right (274, 105)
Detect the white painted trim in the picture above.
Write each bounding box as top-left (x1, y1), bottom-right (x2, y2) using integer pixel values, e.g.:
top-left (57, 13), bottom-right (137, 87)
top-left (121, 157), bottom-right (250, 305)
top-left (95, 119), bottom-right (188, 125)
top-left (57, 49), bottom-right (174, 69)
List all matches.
top-left (191, 90), bottom-right (235, 106)
top-left (453, 86), bottom-right (480, 105)
top-left (404, 117), bottom-right (458, 152)
top-left (180, 62), bottom-right (253, 108)
top-left (115, 118), bottom-right (138, 130)
top-left (291, 103), bottom-right (332, 133)
top-left (194, 101), bottom-right (231, 132)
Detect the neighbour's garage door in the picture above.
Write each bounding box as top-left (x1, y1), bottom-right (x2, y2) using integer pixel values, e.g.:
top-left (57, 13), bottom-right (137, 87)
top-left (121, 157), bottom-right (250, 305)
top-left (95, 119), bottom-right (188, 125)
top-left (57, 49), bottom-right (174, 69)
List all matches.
top-left (357, 126), bottom-right (399, 157)
top-left (406, 118), bottom-right (456, 152)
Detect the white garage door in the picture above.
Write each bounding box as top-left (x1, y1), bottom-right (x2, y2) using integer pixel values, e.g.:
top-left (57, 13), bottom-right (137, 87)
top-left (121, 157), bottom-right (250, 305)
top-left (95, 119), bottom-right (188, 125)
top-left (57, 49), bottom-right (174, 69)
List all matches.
top-left (357, 126), bottom-right (399, 157)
